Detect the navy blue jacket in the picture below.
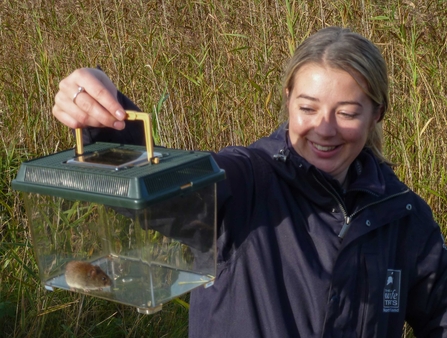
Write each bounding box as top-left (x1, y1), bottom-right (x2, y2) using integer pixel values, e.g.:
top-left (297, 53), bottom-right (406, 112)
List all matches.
top-left (188, 124), bottom-right (447, 337)
top-left (95, 93), bottom-right (447, 337)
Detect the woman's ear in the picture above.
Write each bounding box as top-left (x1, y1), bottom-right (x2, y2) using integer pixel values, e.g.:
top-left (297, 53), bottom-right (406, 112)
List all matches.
top-left (375, 104), bottom-right (385, 122)
top-left (368, 105), bottom-right (383, 132)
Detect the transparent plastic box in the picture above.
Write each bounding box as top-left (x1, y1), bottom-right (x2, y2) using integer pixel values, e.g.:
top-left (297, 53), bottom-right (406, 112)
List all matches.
top-left (12, 112), bottom-right (225, 314)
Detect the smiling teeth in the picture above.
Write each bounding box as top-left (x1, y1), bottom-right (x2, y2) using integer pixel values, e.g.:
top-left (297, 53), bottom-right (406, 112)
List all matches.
top-left (313, 143), bottom-right (336, 151)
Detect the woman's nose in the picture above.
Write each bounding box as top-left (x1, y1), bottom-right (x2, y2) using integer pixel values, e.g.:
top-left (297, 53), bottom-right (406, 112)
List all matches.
top-left (313, 112), bottom-right (337, 137)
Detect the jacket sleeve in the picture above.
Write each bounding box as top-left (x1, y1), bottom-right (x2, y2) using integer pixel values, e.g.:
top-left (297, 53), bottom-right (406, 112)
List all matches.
top-left (79, 90), bottom-right (146, 146)
top-left (405, 211), bottom-right (447, 337)
top-left (210, 147), bottom-right (257, 262)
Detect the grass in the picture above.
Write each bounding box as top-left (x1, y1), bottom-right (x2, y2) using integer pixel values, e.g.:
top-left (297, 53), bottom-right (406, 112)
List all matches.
top-left (1, 0), bottom-right (447, 337)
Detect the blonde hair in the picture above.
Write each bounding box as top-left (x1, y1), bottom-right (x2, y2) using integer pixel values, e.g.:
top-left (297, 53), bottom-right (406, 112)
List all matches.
top-left (283, 27), bottom-right (389, 163)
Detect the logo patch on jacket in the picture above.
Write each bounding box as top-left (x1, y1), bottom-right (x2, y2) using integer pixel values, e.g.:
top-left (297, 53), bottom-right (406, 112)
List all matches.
top-left (383, 269), bottom-right (401, 313)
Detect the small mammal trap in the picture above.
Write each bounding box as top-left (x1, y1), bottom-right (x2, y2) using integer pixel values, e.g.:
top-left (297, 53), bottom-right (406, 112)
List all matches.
top-left (12, 111), bottom-right (225, 314)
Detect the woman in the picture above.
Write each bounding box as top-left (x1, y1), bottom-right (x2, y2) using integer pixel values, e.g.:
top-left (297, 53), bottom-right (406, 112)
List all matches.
top-left (53, 27), bottom-right (447, 337)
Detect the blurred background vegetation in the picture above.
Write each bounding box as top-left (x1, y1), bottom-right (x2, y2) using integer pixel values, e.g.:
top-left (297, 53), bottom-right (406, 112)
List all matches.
top-left (1, 0), bottom-right (446, 337)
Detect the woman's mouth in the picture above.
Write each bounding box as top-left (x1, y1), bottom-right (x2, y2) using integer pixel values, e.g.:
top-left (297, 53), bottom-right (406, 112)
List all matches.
top-left (312, 142), bottom-right (337, 152)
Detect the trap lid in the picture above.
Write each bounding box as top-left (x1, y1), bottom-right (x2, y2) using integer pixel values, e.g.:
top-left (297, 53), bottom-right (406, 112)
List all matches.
top-left (12, 111), bottom-right (225, 209)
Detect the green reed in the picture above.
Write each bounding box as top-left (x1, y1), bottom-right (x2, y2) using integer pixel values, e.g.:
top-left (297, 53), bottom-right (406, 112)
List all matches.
top-left (2, 0), bottom-right (447, 336)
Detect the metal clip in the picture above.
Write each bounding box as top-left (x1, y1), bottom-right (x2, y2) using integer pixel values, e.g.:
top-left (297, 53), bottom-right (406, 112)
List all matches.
top-left (273, 148), bottom-right (289, 162)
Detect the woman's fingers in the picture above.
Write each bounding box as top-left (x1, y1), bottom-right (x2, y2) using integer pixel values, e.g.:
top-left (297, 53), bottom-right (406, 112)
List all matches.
top-left (53, 68), bottom-right (126, 130)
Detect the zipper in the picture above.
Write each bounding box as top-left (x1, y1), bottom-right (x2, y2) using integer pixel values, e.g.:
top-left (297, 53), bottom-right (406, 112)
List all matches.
top-left (338, 216), bottom-right (351, 239)
top-left (312, 174), bottom-right (410, 239)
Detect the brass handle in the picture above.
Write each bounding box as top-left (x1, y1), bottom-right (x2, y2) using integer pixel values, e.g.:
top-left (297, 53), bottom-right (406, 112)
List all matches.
top-left (75, 111), bottom-right (157, 163)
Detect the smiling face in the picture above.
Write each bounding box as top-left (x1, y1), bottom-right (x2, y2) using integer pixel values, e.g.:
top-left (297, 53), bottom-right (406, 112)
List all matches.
top-left (287, 63), bottom-right (381, 183)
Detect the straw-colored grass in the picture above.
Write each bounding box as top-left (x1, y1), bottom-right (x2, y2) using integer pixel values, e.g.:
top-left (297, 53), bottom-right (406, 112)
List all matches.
top-left (1, 1), bottom-right (447, 337)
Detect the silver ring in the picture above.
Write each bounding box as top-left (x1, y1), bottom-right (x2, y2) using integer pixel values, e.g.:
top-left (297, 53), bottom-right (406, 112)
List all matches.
top-left (73, 86), bottom-right (85, 103)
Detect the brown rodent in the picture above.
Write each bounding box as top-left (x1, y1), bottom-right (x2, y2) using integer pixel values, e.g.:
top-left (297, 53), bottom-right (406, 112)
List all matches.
top-left (65, 260), bottom-right (112, 291)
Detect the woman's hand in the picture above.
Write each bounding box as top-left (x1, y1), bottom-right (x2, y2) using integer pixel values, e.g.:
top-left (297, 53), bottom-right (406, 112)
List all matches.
top-left (52, 68), bottom-right (126, 130)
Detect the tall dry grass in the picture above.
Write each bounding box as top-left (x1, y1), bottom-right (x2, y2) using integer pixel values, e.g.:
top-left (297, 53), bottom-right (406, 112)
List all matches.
top-left (1, 0), bottom-right (447, 337)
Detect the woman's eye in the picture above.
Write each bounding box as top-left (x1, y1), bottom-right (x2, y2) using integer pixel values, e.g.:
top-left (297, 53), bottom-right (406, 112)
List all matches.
top-left (339, 112), bottom-right (357, 119)
top-left (299, 107), bottom-right (314, 113)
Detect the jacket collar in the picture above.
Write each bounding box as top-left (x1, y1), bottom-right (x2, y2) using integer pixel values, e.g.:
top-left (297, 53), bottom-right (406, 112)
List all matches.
top-left (249, 122), bottom-right (393, 199)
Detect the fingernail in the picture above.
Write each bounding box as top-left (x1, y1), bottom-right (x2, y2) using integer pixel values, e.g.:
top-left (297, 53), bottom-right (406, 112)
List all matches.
top-left (115, 110), bottom-right (126, 119)
top-left (113, 121), bottom-right (125, 130)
